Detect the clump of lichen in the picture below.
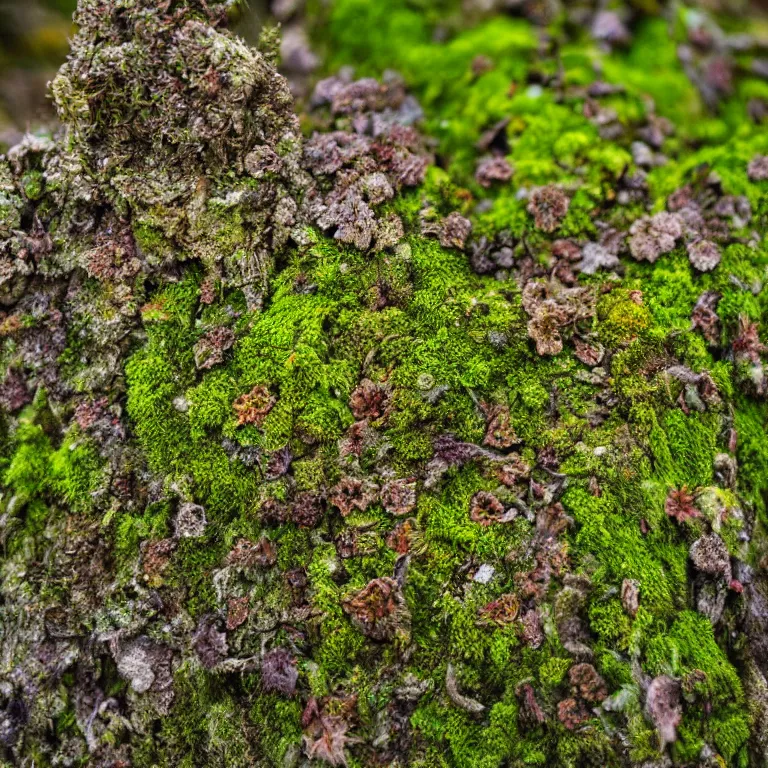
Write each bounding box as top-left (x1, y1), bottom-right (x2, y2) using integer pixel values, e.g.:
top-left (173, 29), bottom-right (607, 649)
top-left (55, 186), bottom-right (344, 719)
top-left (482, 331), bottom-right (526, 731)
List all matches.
top-left (51, 0), bottom-right (304, 307)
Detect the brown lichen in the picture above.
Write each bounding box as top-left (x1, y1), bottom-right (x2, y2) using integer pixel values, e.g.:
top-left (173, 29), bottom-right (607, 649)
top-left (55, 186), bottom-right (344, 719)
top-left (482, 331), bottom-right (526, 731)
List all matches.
top-left (482, 403), bottom-right (518, 449)
top-left (691, 290), bottom-right (721, 345)
top-left (568, 663), bottom-right (608, 703)
top-left (380, 479), bottom-right (417, 516)
top-left (329, 477), bottom-right (378, 517)
top-left (437, 212), bottom-right (473, 250)
top-left (475, 155), bottom-right (513, 188)
top-left (349, 378), bottom-right (391, 421)
top-left (194, 327), bottom-right (235, 370)
top-left (341, 577), bottom-right (409, 641)
top-left (557, 698), bottom-right (590, 730)
top-left (527, 185), bottom-right (570, 232)
top-left (226, 537), bottom-right (278, 569)
top-left (469, 491), bottom-right (513, 526)
top-left (226, 596), bottom-right (250, 630)
top-left (233, 385), bottom-right (276, 426)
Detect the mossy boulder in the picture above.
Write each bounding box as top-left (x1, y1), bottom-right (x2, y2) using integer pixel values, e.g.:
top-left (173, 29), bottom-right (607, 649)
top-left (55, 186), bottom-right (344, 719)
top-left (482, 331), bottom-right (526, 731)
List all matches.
top-left (1, 0), bottom-right (768, 766)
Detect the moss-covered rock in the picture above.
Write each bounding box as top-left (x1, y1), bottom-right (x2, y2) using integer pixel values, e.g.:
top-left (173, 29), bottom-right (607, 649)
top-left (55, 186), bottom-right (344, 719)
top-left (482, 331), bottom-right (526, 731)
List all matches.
top-left (1, 0), bottom-right (768, 766)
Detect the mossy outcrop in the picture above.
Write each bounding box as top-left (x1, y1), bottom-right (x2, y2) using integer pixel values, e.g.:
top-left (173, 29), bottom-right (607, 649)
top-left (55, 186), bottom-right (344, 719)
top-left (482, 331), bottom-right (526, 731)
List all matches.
top-left (1, 1), bottom-right (768, 766)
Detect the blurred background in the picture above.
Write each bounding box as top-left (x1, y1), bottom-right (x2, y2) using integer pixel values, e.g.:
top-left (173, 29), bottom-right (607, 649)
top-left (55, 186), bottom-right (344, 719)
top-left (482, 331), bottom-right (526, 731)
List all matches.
top-left (0, 0), bottom-right (274, 147)
top-left (0, 0), bottom-right (766, 149)
top-left (0, 0), bottom-right (76, 145)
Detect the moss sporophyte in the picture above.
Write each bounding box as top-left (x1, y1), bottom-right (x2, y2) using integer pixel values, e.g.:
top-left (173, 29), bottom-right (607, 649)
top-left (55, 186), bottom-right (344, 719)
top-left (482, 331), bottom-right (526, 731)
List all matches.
top-left (1, 0), bottom-right (768, 765)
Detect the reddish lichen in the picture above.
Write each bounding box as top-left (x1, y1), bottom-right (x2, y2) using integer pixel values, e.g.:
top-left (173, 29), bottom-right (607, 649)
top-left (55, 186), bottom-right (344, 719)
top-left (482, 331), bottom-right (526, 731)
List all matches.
top-left (341, 577), bottom-right (409, 641)
top-left (665, 486), bottom-right (701, 523)
top-left (477, 593), bottom-right (520, 627)
top-left (233, 385), bottom-right (276, 426)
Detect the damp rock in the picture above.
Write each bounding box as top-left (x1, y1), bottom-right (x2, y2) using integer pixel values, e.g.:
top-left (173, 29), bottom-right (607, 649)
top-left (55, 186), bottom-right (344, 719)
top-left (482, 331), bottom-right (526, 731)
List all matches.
top-left (174, 503), bottom-right (208, 538)
top-left (646, 675), bottom-right (682, 746)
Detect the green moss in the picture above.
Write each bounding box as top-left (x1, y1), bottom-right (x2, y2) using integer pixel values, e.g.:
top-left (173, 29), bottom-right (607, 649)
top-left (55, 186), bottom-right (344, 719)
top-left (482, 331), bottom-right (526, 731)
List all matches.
top-left (602, 18), bottom-right (702, 130)
top-left (652, 409), bottom-right (718, 488)
top-left (3, 415), bottom-right (52, 504)
top-left (141, 664), bottom-right (256, 768)
top-left (597, 290), bottom-right (653, 348)
top-left (711, 711), bottom-right (751, 764)
top-left (589, 599), bottom-right (632, 651)
top-left (539, 656), bottom-right (571, 688)
top-left (132, 220), bottom-right (175, 264)
top-left (21, 170), bottom-right (44, 200)
top-left (48, 433), bottom-right (105, 514)
top-left (411, 699), bottom-right (521, 768)
top-left (644, 610), bottom-right (743, 704)
top-left (114, 501), bottom-right (171, 572)
top-left (565, 486), bottom-right (685, 619)
top-left (734, 398), bottom-right (768, 519)
top-left (248, 695), bottom-right (303, 765)
top-left (3, 401), bottom-right (104, 520)
top-left (187, 370), bottom-right (238, 440)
